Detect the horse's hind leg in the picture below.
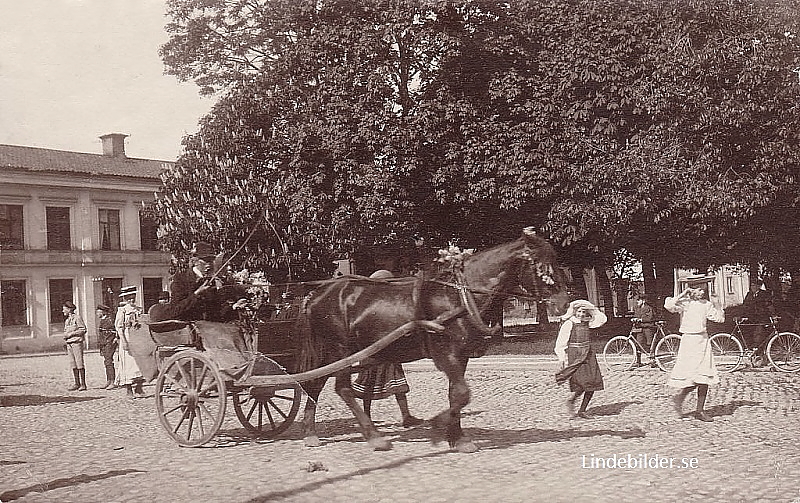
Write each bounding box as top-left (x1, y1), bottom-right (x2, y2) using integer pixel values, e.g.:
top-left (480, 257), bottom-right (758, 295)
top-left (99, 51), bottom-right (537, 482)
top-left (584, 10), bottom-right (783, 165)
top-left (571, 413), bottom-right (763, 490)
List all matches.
top-left (431, 354), bottom-right (478, 453)
top-left (299, 376), bottom-right (327, 447)
top-left (334, 371), bottom-right (392, 451)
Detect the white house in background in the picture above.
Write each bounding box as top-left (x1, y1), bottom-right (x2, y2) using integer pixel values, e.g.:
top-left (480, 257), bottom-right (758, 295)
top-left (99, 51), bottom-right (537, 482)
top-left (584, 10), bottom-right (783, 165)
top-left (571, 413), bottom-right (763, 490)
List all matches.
top-left (0, 134), bottom-right (173, 354)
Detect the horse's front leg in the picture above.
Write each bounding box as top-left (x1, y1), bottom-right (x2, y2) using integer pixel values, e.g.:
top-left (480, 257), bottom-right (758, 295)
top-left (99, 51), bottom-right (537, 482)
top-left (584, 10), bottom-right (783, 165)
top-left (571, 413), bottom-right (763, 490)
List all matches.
top-left (334, 371), bottom-right (392, 451)
top-left (431, 354), bottom-right (477, 453)
top-left (299, 377), bottom-right (327, 447)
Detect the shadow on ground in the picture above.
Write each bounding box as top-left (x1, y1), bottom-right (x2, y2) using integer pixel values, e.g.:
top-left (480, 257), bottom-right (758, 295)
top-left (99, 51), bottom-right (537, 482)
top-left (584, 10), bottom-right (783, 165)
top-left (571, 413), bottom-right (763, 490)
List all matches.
top-left (705, 400), bottom-right (762, 418)
top-left (0, 394), bottom-right (102, 407)
top-left (0, 469), bottom-right (145, 501)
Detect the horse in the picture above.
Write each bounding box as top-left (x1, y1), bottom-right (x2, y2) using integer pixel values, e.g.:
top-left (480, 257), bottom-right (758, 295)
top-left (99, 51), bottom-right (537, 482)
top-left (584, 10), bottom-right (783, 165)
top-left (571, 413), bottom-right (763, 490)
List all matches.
top-left (295, 227), bottom-right (571, 452)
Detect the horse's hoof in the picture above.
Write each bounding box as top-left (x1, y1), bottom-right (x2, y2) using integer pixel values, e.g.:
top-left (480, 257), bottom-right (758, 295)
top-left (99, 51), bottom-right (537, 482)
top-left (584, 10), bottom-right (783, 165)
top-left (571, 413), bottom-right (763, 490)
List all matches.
top-left (453, 439), bottom-right (479, 453)
top-left (368, 436), bottom-right (392, 451)
top-left (303, 435), bottom-right (322, 448)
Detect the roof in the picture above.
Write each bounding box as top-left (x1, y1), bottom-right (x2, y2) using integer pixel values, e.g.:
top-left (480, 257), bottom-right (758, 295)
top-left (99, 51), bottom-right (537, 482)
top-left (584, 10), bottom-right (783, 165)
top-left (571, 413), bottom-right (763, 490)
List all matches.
top-left (0, 144), bottom-right (173, 179)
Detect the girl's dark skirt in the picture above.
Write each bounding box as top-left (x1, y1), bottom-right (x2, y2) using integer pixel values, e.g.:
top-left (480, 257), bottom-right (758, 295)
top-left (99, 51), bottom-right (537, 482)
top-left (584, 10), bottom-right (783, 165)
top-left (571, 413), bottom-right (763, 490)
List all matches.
top-left (352, 363), bottom-right (410, 399)
top-left (556, 344), bottom-right (604, 393)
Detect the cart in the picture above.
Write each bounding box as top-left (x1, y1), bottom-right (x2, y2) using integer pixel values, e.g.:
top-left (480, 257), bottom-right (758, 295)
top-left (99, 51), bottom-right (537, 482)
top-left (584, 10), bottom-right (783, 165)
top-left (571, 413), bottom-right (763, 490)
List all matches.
top-left (141, 282), bottom-right (440, 447)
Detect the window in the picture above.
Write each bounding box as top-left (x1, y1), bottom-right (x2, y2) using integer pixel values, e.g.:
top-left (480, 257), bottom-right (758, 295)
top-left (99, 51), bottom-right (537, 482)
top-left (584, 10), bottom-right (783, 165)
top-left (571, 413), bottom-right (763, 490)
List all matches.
top-left (139, 212), bottom-right (159, 251)
top-left (46, 206), bottom-right (71, 250)
top-left (0, 204), bottom-right (24, 249)
top-left (143, 277), bottom-right (163, 312)
top-left (726, 276), bottom-right (735, 295)
top-left (99, 209), bottom-right (121, 250)
top-left (49, 278), bottom-right (73, 327)
top-left (101, 278), bottom-right (123, 311)
top-left (1, 280), bottom-right (28, 326)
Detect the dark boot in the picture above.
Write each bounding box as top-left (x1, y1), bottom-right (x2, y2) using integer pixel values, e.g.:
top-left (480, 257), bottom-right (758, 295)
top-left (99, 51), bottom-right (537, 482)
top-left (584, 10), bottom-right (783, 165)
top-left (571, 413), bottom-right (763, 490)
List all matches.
top-left (67, 368), bottom-right (80, 391)
top-left (105, 364), bottom-right (116, 389)
top-left (133, 379), bottom-right (146, 398)
top-left (576, 391), bottom-right (595, 418)
top-left (695, 384), bottom-right (713, 422)
top-left (396, 393), bottom-right (423, 427)
top-left (124, 384), bottom-right (134, 399)
top-left (77, 368), bottom-right (87, 391)
top-left (362, 398), bottom-right (372, 420)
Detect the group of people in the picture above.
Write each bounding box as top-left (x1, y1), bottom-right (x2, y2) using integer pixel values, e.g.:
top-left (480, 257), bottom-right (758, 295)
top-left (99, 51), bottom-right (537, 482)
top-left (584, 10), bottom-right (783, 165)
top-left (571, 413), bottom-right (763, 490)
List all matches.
top-left (63, 285), bottom-right (146, 398)
top-left (554, 276), bottom-right (725, 423)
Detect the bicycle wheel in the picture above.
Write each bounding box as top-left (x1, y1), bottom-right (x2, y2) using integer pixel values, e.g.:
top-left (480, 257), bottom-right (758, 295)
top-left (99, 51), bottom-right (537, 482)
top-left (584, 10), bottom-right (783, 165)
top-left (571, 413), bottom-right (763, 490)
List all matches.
top-left (602, 336), bottom-right (636, 371)
top-left (654, 334), bottom-right (681, 372)
top-left (766, 332), bottom-right (800, 373)
top-left (709, 333), bottom-right (743, 373)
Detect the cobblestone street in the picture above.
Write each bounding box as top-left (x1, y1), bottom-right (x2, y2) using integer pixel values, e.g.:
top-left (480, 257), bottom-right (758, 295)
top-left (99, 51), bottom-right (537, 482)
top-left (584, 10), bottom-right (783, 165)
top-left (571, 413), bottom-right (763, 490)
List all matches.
top-left (2, 352), bottom-right (799, 502)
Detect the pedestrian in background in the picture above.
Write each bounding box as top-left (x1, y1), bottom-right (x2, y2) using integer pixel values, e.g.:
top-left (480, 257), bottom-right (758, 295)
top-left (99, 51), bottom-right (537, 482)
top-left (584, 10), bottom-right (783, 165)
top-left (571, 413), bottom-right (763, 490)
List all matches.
top-left (555, 299), bottom-right (607, 419)
top-left (664, 280), bottom-right (724, 422)
top-left (63, 300), bottom-right (88, 391)
top-left (115, 286), bottom-right (145, 398)
top-left (351, 270), bottom-right (424, 427)
top-left (96, 304), bottom-right (117, 389)
top-left (632, 294), bottom-right (657, 366)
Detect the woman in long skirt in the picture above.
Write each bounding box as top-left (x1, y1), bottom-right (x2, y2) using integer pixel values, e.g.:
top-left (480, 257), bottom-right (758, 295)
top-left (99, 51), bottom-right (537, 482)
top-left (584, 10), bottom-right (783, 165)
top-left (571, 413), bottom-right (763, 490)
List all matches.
top-left (115, 286), bottom-right (145, 398)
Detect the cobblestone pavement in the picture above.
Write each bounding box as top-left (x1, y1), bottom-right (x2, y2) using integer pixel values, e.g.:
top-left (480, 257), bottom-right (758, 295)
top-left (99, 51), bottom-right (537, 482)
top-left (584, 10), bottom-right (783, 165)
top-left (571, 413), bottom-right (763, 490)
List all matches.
top-left (1, 352), bottom-right (800, 503)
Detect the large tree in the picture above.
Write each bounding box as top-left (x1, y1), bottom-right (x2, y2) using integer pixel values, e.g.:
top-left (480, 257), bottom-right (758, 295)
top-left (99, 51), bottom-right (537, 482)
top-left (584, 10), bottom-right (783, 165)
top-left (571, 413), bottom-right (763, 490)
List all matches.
top-left (154, 0), bottom-right (800, 289)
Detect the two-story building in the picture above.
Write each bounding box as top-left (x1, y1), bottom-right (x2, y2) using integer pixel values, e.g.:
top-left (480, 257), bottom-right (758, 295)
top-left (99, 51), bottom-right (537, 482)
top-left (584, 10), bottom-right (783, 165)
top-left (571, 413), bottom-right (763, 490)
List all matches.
top-left (0, 134), bottom-right (173, 354)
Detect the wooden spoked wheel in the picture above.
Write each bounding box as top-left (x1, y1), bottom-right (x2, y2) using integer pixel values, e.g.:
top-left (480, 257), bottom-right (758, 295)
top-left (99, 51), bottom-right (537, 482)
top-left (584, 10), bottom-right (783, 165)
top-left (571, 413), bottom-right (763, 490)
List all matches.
top-left (155, 350), bottom-right (227, 447)
top-left (231, 383), bottom-right (303, 438)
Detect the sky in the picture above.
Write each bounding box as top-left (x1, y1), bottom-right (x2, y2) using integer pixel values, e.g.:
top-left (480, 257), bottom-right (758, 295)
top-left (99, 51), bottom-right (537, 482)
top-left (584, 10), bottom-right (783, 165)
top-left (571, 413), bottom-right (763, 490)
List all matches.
top-left (0, 0), bottom-right (214, 161)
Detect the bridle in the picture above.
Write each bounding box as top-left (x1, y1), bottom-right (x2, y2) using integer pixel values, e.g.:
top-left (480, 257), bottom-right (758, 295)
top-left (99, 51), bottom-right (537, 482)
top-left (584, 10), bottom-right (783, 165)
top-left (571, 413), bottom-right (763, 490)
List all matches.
top-left (428, 244), bottom-right (558, 337)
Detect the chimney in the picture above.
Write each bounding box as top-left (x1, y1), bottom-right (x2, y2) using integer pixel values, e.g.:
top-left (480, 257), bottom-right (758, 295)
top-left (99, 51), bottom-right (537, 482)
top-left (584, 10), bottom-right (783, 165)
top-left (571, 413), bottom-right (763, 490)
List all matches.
top-left (99, 133), bottom-right (128, 157)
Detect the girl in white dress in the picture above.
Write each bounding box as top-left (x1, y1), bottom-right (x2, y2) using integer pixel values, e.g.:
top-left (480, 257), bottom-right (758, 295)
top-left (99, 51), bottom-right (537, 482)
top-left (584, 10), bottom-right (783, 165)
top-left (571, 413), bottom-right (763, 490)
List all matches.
top-left (664, 284), bottom-right (724, 422)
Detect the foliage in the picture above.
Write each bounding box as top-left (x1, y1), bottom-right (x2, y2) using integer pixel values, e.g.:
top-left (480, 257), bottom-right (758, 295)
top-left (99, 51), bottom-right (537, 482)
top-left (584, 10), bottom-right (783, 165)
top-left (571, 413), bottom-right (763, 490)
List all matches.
top-left (154, 0), bottom-right (800, 285)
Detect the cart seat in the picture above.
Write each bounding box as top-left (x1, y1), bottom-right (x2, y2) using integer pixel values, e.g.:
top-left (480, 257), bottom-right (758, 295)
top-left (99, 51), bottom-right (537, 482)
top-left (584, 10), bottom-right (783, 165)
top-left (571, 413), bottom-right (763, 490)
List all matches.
top-left (148, 320), bottom-right (195, 347)
top-left (149, 320), bottom-right (192, 333)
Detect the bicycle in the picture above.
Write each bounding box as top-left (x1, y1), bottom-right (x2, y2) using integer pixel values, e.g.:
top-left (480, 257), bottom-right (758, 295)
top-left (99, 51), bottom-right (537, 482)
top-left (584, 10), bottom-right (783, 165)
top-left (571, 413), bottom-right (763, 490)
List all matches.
top-left (709, 316), bottom-right (800, 373)
top-left (602, 320), bottom-right (682, 372)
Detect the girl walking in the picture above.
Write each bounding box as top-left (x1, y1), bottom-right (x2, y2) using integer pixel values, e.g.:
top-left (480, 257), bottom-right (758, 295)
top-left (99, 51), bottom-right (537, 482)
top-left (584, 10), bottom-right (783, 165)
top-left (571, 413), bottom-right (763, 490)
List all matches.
top-left (664, 281), bottom-right (724, 422)
top-left (555, 300), bottom-right (607, 419)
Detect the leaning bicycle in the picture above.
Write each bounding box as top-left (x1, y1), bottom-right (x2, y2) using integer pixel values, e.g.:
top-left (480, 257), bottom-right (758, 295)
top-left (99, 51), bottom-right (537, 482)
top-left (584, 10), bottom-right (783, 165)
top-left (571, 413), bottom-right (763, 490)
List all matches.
top-left (710, 316), bottom-right (800, 373)
top-left (603, 320), bottom-right (682, 372)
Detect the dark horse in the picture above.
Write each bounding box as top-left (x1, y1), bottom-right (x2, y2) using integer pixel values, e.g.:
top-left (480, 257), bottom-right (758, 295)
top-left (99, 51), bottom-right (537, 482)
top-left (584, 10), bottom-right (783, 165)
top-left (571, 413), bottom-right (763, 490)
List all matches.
top-left (295, 228), bottom-right (570, 452)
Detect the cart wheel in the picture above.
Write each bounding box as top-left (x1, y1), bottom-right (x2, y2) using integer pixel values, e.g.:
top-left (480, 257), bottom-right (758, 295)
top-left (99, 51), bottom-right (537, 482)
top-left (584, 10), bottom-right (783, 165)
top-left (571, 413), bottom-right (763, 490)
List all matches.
top-left (602, 336), bottom-right (636, 371)
top-left (155, 350), bottom-right (226, 447)
top-left (767, 332), bottom-right (800, 373)
top-left (654, 334), bottom-right (681, 372)
top-left (710, 333), bottom-right (743, 373)
top-left (232, 384), bottom-right (302, 438)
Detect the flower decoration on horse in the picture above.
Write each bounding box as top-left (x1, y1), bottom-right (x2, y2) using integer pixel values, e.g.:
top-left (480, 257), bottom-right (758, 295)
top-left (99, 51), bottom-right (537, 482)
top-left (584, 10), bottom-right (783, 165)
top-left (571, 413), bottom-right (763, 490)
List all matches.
top-left (437, 244), bottom-right (475, 273)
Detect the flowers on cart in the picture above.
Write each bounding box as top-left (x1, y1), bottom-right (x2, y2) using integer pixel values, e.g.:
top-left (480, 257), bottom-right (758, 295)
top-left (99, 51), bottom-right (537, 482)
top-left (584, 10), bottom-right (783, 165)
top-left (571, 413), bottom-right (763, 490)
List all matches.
top-left (230, 269), bottom-right (271, 315)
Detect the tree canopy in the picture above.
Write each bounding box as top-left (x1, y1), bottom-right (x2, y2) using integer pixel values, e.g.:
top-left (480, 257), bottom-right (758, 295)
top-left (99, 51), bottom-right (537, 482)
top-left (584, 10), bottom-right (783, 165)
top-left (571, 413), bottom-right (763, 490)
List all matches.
top-left (154, 0), bottom-right (800, 286)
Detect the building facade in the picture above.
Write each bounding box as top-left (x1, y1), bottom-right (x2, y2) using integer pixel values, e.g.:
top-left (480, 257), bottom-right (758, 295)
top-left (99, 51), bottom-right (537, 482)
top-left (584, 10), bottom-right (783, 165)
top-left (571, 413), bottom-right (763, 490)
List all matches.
top-left (0, 134), bottom-right (172, 354)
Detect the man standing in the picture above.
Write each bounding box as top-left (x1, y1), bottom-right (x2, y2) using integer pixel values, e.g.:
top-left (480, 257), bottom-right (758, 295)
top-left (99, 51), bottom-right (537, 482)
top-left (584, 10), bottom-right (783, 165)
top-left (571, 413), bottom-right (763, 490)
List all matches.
top-left (96, 304), bottom-right (117, 389)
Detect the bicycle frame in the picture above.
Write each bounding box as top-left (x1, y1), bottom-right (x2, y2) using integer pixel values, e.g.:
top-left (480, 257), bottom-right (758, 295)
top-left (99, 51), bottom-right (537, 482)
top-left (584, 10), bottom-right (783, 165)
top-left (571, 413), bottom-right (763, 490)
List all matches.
top-left (603, 320), bottom-right (681, 372)
top-left (627, 321), bottom-right (667, 356)
top-left (725, 317), bottom-right (773, 355)
top-left (710, 316), bottom-right (800, 373)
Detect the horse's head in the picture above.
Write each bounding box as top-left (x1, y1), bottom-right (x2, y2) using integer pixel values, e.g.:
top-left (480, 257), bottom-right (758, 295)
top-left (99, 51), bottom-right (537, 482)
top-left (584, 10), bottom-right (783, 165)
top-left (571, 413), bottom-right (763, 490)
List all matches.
top-left (516, 227), bottom-right (570, 316)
